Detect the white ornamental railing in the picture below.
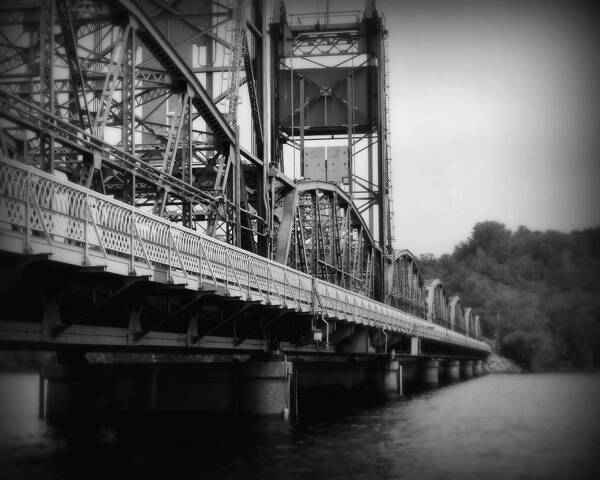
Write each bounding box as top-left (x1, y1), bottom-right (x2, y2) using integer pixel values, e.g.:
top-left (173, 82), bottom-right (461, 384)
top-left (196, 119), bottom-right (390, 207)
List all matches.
top-left (0, 157), bottom-right (490, 352)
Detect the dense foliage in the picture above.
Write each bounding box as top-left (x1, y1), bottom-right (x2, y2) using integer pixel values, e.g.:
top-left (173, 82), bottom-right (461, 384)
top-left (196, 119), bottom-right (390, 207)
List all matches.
top-left (419, 222), bottom-right (600, 370)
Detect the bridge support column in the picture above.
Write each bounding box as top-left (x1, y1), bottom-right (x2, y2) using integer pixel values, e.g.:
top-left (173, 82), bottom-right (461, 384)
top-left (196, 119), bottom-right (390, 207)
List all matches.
top-left (40, 359), bottom-right (294, 419)
top-left (294, 356), bottom-right (403, 404)
top-left (441, 359), bottom-right (460, 382)
top-left (410, 337), bottom-right (421, 356)
top-left (460, 360), bottom-right (473, 379)
top-left (397, 358), bottom-right (418, 389)
top-left (473, 360), bottom-right (483, 376)
top-left (420, 359), bottom-right (439, 386)
top-left (380, 358), bottom-right (402, 396)
top-left (239, 360), bottom-right (292, 417)
top-left (42, 363), bottom-right (89, 417)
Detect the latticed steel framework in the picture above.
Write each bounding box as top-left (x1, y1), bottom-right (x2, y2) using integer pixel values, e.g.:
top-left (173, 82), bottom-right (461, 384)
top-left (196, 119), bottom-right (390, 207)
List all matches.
top-left (463, 308), bottom-right (480, 339)
top-left (275, 181), bottom-right (377, 298)
top-left (386, 250), bottom-right (426, 317)
top-left (0, 0), bottom-right (279, 256)
top-left (449, 296), bottom-right (466, 334)
top-left (425, 279), bottom-right (451, 328)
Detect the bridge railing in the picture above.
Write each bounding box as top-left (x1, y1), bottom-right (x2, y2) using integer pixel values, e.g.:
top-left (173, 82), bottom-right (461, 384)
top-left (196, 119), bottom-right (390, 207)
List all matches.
top-left (0, 157), bottom-right (490, 352)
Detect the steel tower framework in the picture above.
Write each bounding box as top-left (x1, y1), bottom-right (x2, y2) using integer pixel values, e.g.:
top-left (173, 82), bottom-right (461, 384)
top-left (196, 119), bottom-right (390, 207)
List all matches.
top-left (269, 2), bottom-right (392, 301)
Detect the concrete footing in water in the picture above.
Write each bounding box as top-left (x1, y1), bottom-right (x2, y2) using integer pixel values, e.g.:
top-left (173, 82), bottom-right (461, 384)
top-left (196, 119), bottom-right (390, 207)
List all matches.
top-left (239, 361), bottom-right (292, 416)
top-left (41, 360), bottom-right (292, 419)
top-left (294, 357), bottom-right (404, 401)
top-left (420, 359), bottom-right (439, 386)
top-left (460, 360), bottom-right (474, 379)
top-left (40, 355), bottom-right (486, 418)
top-left (382, 359), bottom-right (403, 396)
top-left (473, 360), bottom-right (483, 376)
top-left (440, 359), bottom-right (460, 382)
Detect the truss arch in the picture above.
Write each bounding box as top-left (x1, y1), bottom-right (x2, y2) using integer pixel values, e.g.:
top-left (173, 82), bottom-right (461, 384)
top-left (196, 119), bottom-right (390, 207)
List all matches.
top-left (386, 249), bottom-right (426, 317)
top-left (273, 180), bottom-right (380, 299)
top-left (425, 278), bottom-right (450, 327)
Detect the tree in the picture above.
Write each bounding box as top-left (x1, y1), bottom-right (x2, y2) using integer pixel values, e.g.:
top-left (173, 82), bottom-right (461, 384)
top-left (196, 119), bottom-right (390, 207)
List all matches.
top-left (419, 223), bottom-right (600, 369)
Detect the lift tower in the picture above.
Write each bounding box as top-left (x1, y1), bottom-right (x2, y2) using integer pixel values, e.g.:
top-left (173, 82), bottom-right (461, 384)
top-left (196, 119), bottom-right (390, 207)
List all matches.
top-left (270, 2), bottom-right (392, 300)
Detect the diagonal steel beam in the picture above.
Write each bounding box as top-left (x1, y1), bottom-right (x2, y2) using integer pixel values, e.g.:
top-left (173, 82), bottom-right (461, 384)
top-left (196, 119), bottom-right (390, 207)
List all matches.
top-left (0, 254), bottom-right (51, 292)
top-left (119, 0), bottom-right (235, 145)
top-left (134, 289), bottom-right (215, 340)
top-left (52, 275), bottom-right (149, 336)
top-left (194, 301), bottom-right (260, 342)
top-left (234, 308), bottom-right (292, 347)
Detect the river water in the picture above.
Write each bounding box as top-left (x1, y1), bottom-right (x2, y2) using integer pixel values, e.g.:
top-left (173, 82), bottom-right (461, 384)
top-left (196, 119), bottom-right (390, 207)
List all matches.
top-left (1, 372), bottom-right (599, 479)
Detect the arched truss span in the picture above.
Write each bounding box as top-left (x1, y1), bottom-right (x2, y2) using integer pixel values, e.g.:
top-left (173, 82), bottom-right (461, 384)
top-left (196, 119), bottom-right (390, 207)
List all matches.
top-left (473, 314), bottom-right (481, 339)
top-left (449, 296), bottom-right (465, 334)
top-left (463, 308), bottom-right (480, 338)
top-left (425, 278), bottom-right (450, 327)
top-left (273, 180), bottom-right (380, 299)
top-left (386, 249), bottom-right (426, 317)
top-left (463, 307), bottom-right (473, 337)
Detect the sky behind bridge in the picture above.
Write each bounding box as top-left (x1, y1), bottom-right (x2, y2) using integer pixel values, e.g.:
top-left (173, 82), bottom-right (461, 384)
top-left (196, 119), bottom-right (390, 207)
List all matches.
top-left (379, 0), bottom-right (600, 256)
top-left (286, 0), bottom-right (600, 256)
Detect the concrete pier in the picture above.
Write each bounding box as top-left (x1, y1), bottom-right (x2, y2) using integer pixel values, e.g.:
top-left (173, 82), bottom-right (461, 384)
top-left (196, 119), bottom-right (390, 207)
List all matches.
top-left (420, 359), bottom-right (439, 386)
top-left (381, 359), bottom-right (402, 396)
top-left (41, 360), bottom-right (292, 418)
top-left (296, 361), bottom-right (370, 394)
top-left (441, 359), bottom-right (460, 382)
top-left (40, 355), bottom-right (487, 418)
top-left (295, 358), bottom-right (402, 398)
top-left (473, 360), bottom-right (483, 376)
top-left (239, 361), bottom-right (291, 416)
top-left (460, 360), bottom-right (474, 379)
top-left (399, 359), bottom-right (418, 386)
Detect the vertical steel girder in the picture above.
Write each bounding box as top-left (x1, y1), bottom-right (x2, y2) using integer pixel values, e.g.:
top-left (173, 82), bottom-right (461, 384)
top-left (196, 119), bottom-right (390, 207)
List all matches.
top-left (243, 32), bottom-right (263, 148)
top-left (56, 0), bottom-right (93, 131)
top-left (38, 0), bottom-right (56, 173)
top-left (154, 90), bottom-right (190, 216)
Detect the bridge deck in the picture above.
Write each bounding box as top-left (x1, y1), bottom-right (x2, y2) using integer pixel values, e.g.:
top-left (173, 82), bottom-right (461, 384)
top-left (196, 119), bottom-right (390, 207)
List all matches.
top-left (0, 157), bottom-right (489, 354)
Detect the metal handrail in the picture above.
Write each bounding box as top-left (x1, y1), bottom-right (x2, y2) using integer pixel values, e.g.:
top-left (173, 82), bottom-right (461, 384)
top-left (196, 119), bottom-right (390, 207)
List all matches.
top-left (0, 157), bottom-right (490, 352)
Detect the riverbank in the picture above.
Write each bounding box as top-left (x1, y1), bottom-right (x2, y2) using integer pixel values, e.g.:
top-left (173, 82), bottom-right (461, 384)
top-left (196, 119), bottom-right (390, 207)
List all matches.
top-left (485, 352), bottom-right (523, 373)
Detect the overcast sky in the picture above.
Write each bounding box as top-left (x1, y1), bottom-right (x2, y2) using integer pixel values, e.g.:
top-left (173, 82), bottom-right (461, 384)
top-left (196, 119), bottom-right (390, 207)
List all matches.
top-left (286, 0), bottom-right (600, 256)
top-left (379, 0), bottom-right (600, 255)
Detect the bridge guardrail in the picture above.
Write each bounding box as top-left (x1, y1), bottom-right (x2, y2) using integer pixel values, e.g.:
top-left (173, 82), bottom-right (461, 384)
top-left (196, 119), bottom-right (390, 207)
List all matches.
top-left (0, 157), bottom-right (490, 352)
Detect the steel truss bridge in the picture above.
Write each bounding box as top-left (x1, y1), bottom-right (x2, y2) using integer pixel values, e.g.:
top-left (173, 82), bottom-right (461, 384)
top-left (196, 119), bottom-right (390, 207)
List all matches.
top-left (0, 0), bottom-right (489, 357)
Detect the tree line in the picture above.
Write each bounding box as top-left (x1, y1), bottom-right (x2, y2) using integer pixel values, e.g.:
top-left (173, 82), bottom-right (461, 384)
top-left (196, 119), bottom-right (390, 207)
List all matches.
top-left (418, 221), bottom-right (600, 369)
